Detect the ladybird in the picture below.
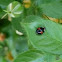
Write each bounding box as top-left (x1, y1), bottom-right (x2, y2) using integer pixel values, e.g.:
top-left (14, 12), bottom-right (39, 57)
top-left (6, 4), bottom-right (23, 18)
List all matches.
top-left (36, 27), bottom-right (45, 35)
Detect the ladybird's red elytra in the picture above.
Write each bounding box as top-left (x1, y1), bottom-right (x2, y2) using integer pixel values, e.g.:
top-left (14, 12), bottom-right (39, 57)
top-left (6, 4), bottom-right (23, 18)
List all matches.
top-left (36, 27), bottom-right (45, 35)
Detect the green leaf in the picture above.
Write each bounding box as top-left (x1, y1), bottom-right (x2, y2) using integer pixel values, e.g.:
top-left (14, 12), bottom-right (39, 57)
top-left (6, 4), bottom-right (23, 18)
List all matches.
top-left (0, 57), bottom-right (7, 62)
top-left (12, 18), bottom-right (22, 31)
top-left (40, 2), bottom-right (62, 19)
top-left (14, 50), bottom-right (44, 62)
top-left (21, 15), bottom-right (62, 55)
top-left (34, 0), bottom-right (61, 6)
top-left (0, 0), bottom-right (15, 7)
top-left (12, 18), bottom-right (28, 53)
top-left (54, 59), bottom-right (62, 62)
top-left (44, 53), bottom-right (56, 62)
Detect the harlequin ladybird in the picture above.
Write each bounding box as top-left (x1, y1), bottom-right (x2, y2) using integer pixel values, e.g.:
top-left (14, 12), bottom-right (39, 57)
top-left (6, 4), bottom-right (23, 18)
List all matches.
top-left (36, 27), bottom-right (45, 35)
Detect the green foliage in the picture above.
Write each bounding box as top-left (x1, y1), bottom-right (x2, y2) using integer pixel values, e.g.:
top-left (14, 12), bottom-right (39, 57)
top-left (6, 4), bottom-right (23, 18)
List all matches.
top-left (21, 15), bottom-right (62, 54)
top-left (0, 19), bottom-right (10, 31)
top-left (40, 2), bottom-right (62, 19)
top-left (14, 50), bottom-right (44, 62)
top-left (0, 0), bottom-right (62, 62)
top-left (0, 0), bottom-right (15, 7)
top-left (54, 59), bottom-right (62, 62)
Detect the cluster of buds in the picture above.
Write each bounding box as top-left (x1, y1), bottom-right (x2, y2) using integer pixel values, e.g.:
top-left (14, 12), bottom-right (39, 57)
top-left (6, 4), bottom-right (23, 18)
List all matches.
top-left (23, 0), bottom-right (31, 8)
